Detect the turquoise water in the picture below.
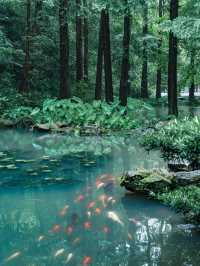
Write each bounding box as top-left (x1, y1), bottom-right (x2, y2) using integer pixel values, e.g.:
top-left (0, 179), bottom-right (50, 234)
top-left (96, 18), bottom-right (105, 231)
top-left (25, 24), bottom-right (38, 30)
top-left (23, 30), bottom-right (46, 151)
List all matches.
top-left (0, 130), bottom-right (199, 266)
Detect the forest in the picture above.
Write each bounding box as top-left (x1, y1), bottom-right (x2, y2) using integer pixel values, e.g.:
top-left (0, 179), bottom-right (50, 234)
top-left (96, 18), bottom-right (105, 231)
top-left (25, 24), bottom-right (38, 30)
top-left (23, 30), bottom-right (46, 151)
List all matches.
top-left (0, 0), bottom-right (200, 265)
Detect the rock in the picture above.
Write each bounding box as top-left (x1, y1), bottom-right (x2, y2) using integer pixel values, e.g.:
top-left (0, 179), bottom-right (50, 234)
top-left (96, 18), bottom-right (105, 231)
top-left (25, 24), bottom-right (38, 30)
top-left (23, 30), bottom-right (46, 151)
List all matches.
top-left (121, 168), bottom-right (200, 194)
top-left (0, 119), bottom-right (16, 128)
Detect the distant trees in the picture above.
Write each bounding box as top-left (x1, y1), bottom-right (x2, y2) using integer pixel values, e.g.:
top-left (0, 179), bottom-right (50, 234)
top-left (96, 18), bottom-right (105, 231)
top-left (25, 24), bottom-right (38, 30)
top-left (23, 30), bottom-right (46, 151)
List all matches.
top-left (140, 0), bottom-right (148, 99)
top-left (59, 0), bottom-right (70, 99)
top-left (95, 8), bottom-right (113, 103)
top-left (119, 0), bottom-right (131, 106)
top-left (168, 0), bottom-right (179, 116)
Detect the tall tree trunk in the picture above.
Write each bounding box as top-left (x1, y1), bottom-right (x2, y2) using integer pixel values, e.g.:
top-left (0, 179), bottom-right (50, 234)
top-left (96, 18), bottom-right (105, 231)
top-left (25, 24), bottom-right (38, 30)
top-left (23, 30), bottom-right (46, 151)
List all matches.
top-left (103, 8), bottom-right (113, 103)
top-left (20, 0), bottom-right (31, 92)
top-left (189, 50), bottom-right (195, 101)
top-left (95, 10), bottom-right (104, 100)
top-left (59, 0), bottom-right (70, 99)
top-left (83, 0), bottom-right (88, 81)
top-left (33, 0), bottom-right (43, 34)
top-left (119, 0), bottom-right (131, 106)
top-left (76, 0), bottom-right (83, 82)
top-left (156, 0), bottom-right (163, 99)
top-left (141, 0), bottom-right (148, 98)
top-left (168, 0), bottom-right (178, 116)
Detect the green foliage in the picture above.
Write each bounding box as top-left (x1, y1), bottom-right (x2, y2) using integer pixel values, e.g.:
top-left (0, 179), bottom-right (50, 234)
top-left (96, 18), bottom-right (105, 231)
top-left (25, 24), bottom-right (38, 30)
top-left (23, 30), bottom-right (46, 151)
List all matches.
top-left (141, 117), bottom-right (200, 168)
top-left (157, 186), bottom-right (200, 223)
top-left (2, 97), bottom-right (156, 131)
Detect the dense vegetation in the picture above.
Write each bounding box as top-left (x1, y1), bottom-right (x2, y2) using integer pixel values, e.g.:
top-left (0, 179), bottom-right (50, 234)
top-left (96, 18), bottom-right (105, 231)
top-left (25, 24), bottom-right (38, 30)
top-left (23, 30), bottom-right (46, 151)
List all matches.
top-left (142, 117), bottom-right (200, 169)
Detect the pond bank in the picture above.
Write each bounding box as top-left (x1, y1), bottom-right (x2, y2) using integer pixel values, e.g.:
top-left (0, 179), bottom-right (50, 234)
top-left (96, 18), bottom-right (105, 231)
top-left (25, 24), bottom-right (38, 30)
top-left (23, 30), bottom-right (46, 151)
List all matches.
top-left (120, 169), bottom-right (200, 223)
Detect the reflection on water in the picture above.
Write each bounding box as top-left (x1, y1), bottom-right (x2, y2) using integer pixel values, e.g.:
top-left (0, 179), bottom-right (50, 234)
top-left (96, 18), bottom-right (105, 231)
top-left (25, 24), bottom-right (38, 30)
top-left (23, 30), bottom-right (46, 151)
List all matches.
top-left (0, 130), bottom-right (199, 266)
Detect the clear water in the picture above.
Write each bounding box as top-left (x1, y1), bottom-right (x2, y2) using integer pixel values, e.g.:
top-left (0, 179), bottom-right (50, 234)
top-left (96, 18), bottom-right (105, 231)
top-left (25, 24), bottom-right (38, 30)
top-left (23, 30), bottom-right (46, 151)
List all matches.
top-left (0, 130), bottom-right (199, 266)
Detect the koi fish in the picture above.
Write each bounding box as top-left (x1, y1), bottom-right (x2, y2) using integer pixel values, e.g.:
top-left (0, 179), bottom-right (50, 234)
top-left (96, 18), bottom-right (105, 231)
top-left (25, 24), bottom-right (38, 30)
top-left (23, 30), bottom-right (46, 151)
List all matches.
top-left (129, 218), bottom-right (141, 225)
top-left (38, 235), bottom-right (45, 242)
top-left (66, 226), bottom-right (73, 235)
top-left (87, 201), bottom-right (96, 209)
top-left (87, 211), bottom-right (92, 218)
top-left (83, 256), bottom-right (92, 265)
top-left (84, 221), bottom-right (92, 229)
top-left (5, 252), bottom-right (21, 262)
top-left (128, 233), bottom-right (133, 240)
top-left (75, 195), bottom-right (85, 202)
top-left (103, 226), bottom-right (110, 234)
top-left (72, 237), bottom-right (81, 245)
top-left (98, 194), bottom-right (107, 207)
top-left (65, 253), bottom-right (73, 264)
top-left (59, 205), bottom-right (69, 217)
top-left (107, 211), bottom-right (124, 226)
top-left (52, 224), bottom-right (61, 233)
top-left (71, 213), bottom-right (79, 224)
top-left (95, 208), bottom-right (101, 215)
top-left (54, 248), bottom-right (65, 257)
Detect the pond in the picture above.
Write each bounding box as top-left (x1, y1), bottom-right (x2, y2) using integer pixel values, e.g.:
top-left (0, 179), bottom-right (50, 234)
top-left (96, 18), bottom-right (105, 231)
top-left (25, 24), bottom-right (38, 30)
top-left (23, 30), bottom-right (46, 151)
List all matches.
top-left (0, 129), bottom-right (199, 266)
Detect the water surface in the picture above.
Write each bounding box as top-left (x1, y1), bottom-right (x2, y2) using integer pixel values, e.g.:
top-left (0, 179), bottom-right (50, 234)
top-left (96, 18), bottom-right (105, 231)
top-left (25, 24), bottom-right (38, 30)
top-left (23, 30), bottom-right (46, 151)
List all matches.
top-left (0, 130), bottom-right (199, 266)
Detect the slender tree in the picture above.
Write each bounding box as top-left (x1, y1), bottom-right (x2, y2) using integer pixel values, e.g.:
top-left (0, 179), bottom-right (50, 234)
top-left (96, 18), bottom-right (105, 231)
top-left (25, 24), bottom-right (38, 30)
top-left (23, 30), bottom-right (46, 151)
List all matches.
top-left (119, 0), bottom-right (131, 106)
top-left (95, 8), bottom-right (113, 103)
top-left (95, 9), bottom-right (104, 100)
top-left (103, 8), bottom-right (113, 103)
top-left (189, 50), bottom-right (195, 101)
top-left (19, 0), bottom-right (31, 92)
top-left (76, 0), bottom-right (84, 82)
top-left (168, 0), bottom-right (179, 116)
top-left (59, 0), bottom-right (70, 99)
top-left (141, 0), bottom-right (148, 98)
top-left (156, 0), bottom-right (163, 99)
top-left (83, 0), bottom-right (88, 81)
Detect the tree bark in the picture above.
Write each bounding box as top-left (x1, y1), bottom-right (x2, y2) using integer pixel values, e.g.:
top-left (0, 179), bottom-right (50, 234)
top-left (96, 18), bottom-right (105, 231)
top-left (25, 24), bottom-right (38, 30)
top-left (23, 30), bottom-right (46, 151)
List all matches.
top-left (168, 0), bottom-right (178, 116)
top-left (95, 10), bottom-right (104, 100)
top-left (119, 0), bottom-right (131, 106)
top-left (156, 0), bottom-right (163, 99)
top-left (83, 0), bottom-right (88, 81)
top-left (189, 50), bottom-right (195, 101)
top-left (76, 0), bottom-right (84, 82)
top-left (19, 0), bottom-right (31, 92)
top-left (33, 0), bottom-right (43, 34)
top-left (103, 8), bottom-right (113, 103)
top-left (59, 0), bottom-right (70, 99)
top-left (141, 0), bottom-right (148, 99)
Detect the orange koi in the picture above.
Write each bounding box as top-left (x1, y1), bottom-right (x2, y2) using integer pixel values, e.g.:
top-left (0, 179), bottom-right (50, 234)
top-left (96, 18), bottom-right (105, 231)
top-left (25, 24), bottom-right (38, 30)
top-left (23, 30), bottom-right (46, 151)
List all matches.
top-left (59, 205), bottom-right (69, 217)
top-left (87, 201), bottom-right (96, 209)
top-left (95, 208), bottom-right (102, 215)
top-left (128, 233), bottom-right (133, 240)
top-left (84, 221), bottom-right (92, 229)
top-left (83, 256), bottom-right (92, 265)
top-left (52, 224), bottom-right (61, 233)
